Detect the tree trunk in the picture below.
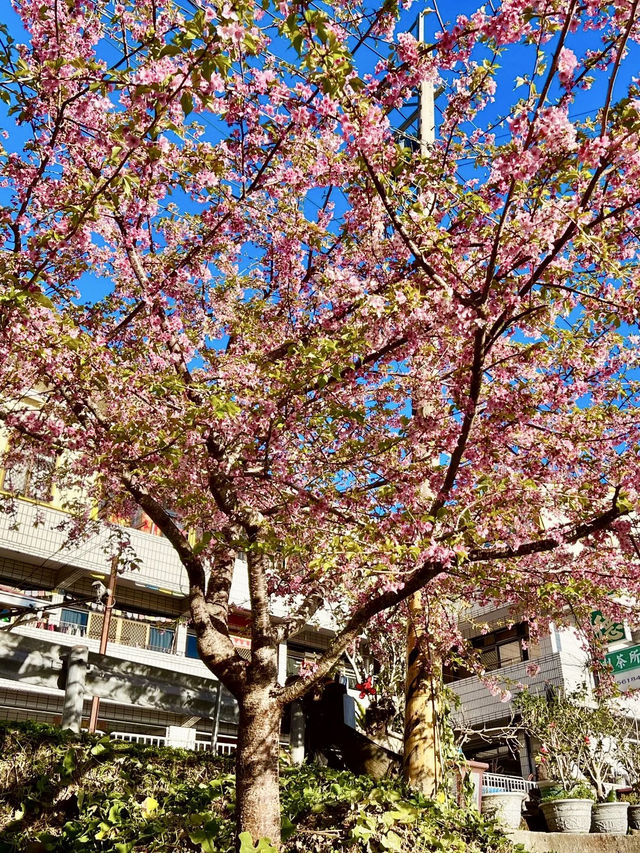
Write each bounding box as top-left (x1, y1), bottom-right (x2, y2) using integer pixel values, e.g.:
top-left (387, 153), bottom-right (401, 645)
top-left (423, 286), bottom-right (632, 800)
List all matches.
top-left (402, 591), bottom-right (442, 797)
top-left (235, 687), bottom-right (282, 848)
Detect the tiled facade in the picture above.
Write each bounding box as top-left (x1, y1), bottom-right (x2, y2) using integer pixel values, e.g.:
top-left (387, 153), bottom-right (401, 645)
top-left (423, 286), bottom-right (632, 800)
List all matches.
top-left (448, 604), bottom-right (639, 778)
top-left (0, 490), bottom-right (336, 741)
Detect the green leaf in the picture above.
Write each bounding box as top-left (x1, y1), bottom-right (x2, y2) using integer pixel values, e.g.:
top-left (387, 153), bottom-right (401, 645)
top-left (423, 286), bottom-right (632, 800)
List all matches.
top-left (181, 91), bottom-right (194, 116)
top-left (91, 737), bottom-right (113, 758)
top-left (188, 828), bottom-right (219, 853)
top-left (281, 815), bottom-right (296, 841)
top-left (238, 833), bottom-right (278, 853)
top-left (381, 830), bottom-right (404, 851)
top-left (61, 748), bottom-right (76, 777)
top-left (238, 832), bottom-right (257, 853)
top-left (256, 840), bottom-right (278, 853)
top-left (140, 796), bottom-right (159, 818)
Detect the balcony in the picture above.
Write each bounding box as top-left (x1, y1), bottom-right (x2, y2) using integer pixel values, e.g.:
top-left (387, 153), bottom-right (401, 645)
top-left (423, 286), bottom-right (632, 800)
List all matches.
top-left (10, 613), bottom-right (213, 682)
top-left (0, 498), bottom-right (189, 594)
top-left (55, 609), bottom-right (177, 654)
top-left (449, 652), bottom-right (574, 728)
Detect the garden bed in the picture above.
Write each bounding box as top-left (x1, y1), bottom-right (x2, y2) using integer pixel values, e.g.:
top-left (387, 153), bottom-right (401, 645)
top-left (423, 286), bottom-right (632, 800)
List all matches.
top-left (0, 721), bottom-right (521, 852)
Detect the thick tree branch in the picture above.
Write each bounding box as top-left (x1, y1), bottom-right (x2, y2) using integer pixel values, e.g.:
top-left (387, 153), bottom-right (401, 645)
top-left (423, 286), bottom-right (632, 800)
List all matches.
top-left (429, 326), bottom-right (485, 516)
top-left (468, 496), bottom-right (627, 562)
top-left (279, 560), bottom-right (442, 705)
top-left (275, 593), bottom-right (324, 644)
top-left (121, 474), bottom-right (247, 690)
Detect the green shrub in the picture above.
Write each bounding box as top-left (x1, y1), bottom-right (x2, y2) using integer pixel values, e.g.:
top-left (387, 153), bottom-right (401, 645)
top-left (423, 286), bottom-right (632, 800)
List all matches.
top-left (0, 721), bottom-right (522, 853)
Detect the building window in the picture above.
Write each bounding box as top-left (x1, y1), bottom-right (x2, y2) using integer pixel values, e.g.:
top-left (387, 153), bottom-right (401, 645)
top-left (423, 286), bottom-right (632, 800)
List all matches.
top-left (148, 627), bottom-right (174, 653)
top-left (444, 623), bottom-right (529, 683)
top-left (2, 449), bottom-right (56, 502)
top-left (186, 632), bottom-right (199, 659)
top-left (59, 608), bottom-right (88, 636)
top-left (472, 623), bottom-right (529, 673)
top-left (286, 650), bottom-right (306, 677)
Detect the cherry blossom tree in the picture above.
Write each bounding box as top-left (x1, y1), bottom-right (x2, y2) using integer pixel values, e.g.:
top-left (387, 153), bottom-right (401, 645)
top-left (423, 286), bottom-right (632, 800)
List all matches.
top-left (2, 0), bottom-right (640, 845)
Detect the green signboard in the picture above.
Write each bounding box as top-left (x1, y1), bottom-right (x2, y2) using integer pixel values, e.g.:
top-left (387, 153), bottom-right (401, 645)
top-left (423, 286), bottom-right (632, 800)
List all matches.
top-left (591, 610), bottom-right (627, 643)
top-left (605, 644), bottom-right (640, 674)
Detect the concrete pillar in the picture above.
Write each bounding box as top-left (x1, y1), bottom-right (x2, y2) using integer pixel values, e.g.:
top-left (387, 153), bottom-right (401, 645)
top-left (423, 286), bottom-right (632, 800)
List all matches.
top-left (48, 592), bottom-right (64, 629)
top-left (290, 700), bottom-right (305, 765)
top-left (175, 619), bottom-right (188, 656)
top-left (60, 645), bottom-right (88, 734)
top-left (277, 642), bottom-right (288, 685)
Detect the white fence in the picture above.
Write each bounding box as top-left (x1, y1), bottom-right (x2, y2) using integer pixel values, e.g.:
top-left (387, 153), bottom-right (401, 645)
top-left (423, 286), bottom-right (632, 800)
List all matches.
top-left (194, 737), bottom-right (288, 756)
top-left (110, 730), bottom-right (238, 755)
top-left (194, 737), bottom-right (237, 755)
top-left (111, 731), bottom-right (166, 747)
top-left (482, 773), bottom-right (536, 794)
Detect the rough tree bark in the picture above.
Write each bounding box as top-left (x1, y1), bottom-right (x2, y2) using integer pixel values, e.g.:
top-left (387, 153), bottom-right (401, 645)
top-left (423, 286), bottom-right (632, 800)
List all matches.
top-left (234, 544), bottom-right (283, 846)
top-left (235, 680), bottom-right (282, 846)
top-left (402, 591), bottom-right (441, 796)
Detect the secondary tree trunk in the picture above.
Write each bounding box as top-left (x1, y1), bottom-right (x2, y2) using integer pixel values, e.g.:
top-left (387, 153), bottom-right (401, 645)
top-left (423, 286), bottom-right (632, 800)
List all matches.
top-left (402, 591), bottom-right (442, 796)
top-left (235, 686), bottom-right (282, 848)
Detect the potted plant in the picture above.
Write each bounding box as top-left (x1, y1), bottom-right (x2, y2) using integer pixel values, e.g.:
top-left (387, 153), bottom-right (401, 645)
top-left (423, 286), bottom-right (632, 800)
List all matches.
top-left (480, 790), bottom-right (527, 830)
top-left (516, 686), bottom-right (635, 834)
top-left (563, 690), bottom-right (629, 834)
top-left (591, 788), bottom-right (629, 835)
top-left (616, 724), bottom-right (640, 830)
top-left (514, 691), bottom-right (595, 833)
top-left (539, 782), bottom-right (596, 833)
top-left (619, 787), bottom-right (640, 831)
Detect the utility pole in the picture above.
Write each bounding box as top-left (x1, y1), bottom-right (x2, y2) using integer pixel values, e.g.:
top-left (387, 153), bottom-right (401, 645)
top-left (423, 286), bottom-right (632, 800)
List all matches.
top-left (211, 680), bottom-right (223, 753)
top-left (402, 26), bottom-right (440, 793)
top-left (417, 12), bottom-right (435, 151)
top-left (88, 552), bottom-right (119, 733)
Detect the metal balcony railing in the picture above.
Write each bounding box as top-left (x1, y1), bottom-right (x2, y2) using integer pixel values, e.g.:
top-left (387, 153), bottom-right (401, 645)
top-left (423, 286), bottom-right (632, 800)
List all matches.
top-left (482, 773), bottom-right (536, 794)
top-left (39, 610), bottom-right (177, 655)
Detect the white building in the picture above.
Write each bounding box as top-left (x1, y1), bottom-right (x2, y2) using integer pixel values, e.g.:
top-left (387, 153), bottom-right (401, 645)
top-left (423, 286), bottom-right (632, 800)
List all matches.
top-left (447, 599), bottom-right (640, 780)
top-left (0, 456), bottom-right (342, 751)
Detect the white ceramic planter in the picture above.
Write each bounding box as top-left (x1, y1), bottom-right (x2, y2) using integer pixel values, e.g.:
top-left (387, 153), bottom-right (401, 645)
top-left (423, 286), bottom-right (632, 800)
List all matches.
top-left (481, 791), bottom-right (526, 829)
top-left (540, 798), bottom-right (593, 833)
top-left (591, 801), bottom-right (629, 834)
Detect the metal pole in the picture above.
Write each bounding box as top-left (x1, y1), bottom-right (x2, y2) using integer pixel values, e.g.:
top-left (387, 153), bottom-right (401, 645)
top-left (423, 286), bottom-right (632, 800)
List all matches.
top-left (88, 552), bottom-right (118, 733)
top-left (402, 19), bottom-right (440, 795)
top-left (290, 700), bottom-right (305, 765)
top-left (211, 680), bottom-right (222, 753)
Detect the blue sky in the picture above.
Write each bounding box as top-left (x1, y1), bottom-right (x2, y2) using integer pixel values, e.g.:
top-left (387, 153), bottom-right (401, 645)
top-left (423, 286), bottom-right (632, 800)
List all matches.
top-left (2, 1), bottom-right (639, 309)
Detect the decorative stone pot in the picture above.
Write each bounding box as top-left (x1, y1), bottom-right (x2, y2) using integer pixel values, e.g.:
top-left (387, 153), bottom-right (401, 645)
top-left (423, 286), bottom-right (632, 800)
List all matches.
top-left (628, 804), bottom-right (640, 830)
top-left (540, 799), bottom-right (593, 833)
top-left (481, 792), bottom-right (526, 830)
top-left (591, 801), bottom-right (629, 834)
